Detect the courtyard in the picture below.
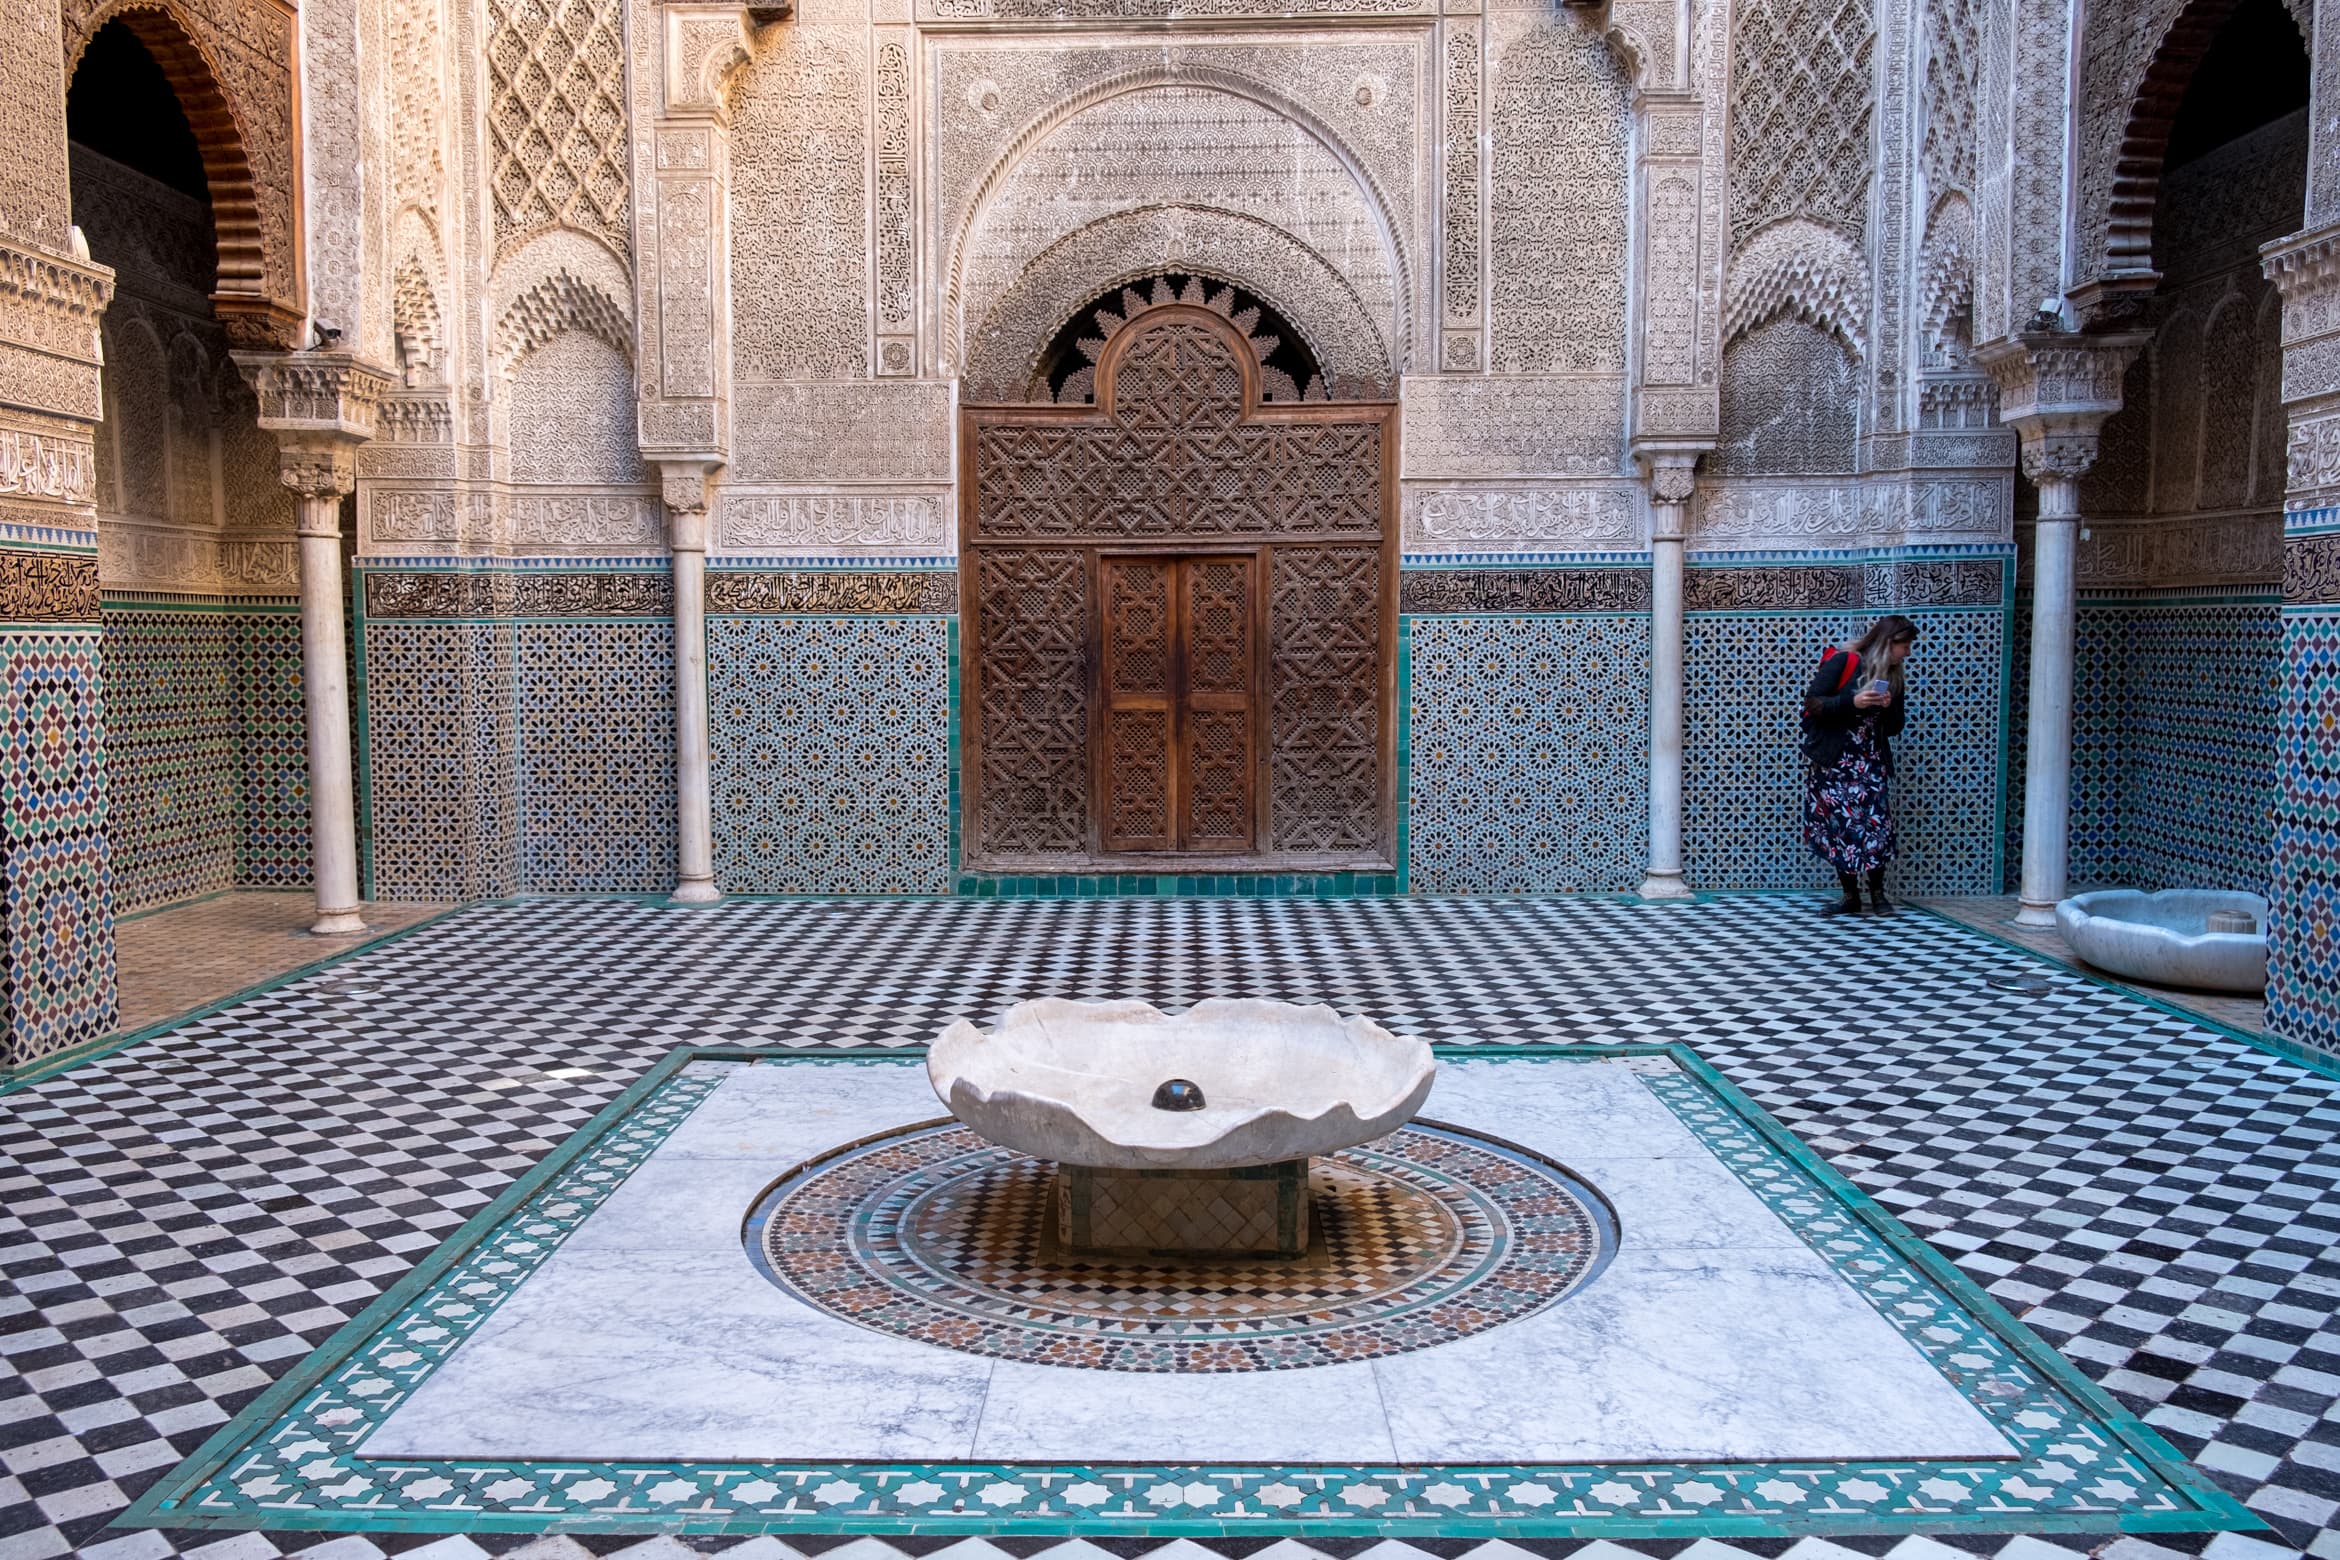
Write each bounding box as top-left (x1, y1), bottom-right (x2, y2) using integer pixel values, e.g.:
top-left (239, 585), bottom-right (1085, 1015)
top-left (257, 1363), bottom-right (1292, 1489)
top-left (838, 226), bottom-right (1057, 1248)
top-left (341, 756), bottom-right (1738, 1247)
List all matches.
top-left (2, 896), bottom-right (2334, 1560)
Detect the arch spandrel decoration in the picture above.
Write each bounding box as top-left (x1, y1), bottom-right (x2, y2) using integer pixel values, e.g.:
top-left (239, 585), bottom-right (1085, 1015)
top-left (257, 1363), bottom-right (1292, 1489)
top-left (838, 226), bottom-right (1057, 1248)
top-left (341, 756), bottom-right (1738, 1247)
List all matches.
top-left (68, 0), bottom-right (303, 348)
top-left (961, 306), bottom-right (1395, 870)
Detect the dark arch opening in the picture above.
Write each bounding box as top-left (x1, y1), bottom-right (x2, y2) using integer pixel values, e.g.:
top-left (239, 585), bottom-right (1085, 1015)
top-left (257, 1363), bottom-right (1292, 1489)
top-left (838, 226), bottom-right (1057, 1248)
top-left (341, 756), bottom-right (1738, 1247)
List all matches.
top-left (1033, 274), bottom-right (1326, 405)
top-left (68, 20), bottom-right (208, 204)
top-left (2163, 0), bottom-right (2308, 173)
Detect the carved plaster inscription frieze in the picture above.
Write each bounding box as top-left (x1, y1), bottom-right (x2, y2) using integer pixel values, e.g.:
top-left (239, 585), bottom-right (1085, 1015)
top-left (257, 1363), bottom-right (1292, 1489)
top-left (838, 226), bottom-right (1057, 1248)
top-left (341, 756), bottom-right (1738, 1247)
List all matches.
top-left (1398, 375), bottom-right (1627, 479)
top-left (2065, 513), bottom-right (2284, 591)
top-left (1399, 567), bottom-right (1649, 612)
top-left (98, 520), bottom-right (299, 593)
top-left (719, 494), bottom-right (953, 552)
top-left (706, 570), bottom-right (958, 612)
top-left (0, 548), bottom-right (100, 621)
top-left (1691, 476), bottom-right (2010, 545)
top-left (731, 382), bottom-right (955, 485)
top-left (922, 0), bottom-right (1428, 19)
top-left (0, 430), bottom-right (97, 506)
top-left (1399, 485), bottom-right (1639, 549)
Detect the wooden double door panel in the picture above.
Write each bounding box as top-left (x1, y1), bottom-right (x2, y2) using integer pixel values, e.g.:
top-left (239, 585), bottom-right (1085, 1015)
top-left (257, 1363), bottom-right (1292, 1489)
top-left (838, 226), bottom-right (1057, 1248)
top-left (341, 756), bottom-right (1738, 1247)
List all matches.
top-left (1099, 554), bottom-right (1259, 853)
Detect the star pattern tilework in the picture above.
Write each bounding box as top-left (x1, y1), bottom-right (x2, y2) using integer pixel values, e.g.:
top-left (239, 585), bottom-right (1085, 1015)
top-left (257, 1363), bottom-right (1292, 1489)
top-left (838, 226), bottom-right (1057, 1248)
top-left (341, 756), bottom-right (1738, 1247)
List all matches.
top-left (1, 897), bottom-right (2335, 1558)
top-left (707, 615), bottom-right (953, 895)
top-left (1406, 615), bottom-right (1651, 893)
top-left (1685, 608), bottom-right (2005, 893)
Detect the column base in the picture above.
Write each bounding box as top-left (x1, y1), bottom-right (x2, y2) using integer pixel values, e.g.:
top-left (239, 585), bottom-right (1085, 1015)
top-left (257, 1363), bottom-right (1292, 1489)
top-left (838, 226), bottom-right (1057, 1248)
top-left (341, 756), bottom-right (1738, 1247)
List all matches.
top-left (1637, 870), bottom-right (1696, 901)
top-left (2014, 898), bottom-right (2060, 928)
top-left (669, 879), bottom-right (723, 906)
top-left (310, 908), bottom-right (368, 936)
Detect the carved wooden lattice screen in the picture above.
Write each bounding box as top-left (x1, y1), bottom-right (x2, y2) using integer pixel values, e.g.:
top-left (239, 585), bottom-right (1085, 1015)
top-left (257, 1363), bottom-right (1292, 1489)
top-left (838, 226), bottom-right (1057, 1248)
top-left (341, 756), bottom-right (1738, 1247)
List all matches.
top-left (962, 308), bottom-right (1396, 868)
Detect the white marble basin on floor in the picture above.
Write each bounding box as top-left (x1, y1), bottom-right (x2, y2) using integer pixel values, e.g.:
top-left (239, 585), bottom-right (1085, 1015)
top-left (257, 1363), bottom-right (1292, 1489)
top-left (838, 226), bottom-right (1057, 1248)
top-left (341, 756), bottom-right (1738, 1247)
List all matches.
top-left (2054, 888), bottom-right (2269, 993)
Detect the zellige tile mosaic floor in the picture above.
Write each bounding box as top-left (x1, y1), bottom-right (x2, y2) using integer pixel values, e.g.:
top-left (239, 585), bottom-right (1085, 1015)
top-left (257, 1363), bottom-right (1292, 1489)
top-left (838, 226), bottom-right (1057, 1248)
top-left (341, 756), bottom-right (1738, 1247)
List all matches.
top-left (2, 896), bottom-right (2337, 1560)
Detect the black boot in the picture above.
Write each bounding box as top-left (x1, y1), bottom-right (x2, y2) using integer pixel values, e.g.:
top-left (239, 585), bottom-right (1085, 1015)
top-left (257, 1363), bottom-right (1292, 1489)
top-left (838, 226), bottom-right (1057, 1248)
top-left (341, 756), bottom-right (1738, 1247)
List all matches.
top-left (1820, 872), bottom-right (1862, 916)
top-left (1866, 867), bottom-right (1892, 915)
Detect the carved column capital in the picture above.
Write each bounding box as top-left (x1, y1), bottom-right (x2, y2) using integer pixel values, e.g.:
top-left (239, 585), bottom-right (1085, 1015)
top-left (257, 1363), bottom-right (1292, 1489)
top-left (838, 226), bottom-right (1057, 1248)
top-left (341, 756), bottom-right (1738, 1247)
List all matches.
top-left (1635, 446), bottom-right (1705, 539)
top-left (658, 460), bottom-right (717, 551)
top-left (231, 351), bottom-right (399, 442)
top-left (1973, 332), bottom-right (2145, 492)
top-left (275, 440), bottom-right (361, 513)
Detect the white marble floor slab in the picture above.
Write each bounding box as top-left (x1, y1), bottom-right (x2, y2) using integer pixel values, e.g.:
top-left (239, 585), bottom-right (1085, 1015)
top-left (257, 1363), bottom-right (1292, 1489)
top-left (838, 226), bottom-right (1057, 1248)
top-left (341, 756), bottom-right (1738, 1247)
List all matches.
top-left (365, 1055), bottom-right (2015, 1465)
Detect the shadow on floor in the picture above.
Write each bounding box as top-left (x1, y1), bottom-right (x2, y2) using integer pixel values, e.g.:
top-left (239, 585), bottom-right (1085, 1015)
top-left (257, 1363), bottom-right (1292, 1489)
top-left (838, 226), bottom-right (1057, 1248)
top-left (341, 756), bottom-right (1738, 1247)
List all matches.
top-left (112, 889), bottom-right (451, 1035)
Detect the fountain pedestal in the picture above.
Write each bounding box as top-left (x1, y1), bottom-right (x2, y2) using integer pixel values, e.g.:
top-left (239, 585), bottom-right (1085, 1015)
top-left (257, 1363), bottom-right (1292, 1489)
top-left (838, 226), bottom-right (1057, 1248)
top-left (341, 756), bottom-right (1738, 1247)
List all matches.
top-left (1058, 1160), bottom-right (1311, 1258)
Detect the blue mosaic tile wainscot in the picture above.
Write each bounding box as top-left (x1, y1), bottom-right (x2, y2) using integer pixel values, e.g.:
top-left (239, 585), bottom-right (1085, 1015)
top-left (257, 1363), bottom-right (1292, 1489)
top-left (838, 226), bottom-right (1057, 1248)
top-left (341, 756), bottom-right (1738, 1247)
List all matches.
top-left (1685, 609), bottom-right (2005, 895)
top-left (1405, 615), bottom-right (1651, 893)
top-left (2006, 599), bottom-right (2280, 897)
top-left (2268, 605), bottom-right (2340, 1061)
top-left (708, 615), bottom-right (953, 895)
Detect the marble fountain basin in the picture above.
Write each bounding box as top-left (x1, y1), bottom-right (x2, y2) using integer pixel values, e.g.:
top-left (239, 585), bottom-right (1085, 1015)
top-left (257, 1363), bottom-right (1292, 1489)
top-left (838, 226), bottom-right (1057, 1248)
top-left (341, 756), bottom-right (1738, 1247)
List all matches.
top-left (927, 996), bottom-right (1437, 1172)
top-left (2054, 889), bottom-right (2269, 993)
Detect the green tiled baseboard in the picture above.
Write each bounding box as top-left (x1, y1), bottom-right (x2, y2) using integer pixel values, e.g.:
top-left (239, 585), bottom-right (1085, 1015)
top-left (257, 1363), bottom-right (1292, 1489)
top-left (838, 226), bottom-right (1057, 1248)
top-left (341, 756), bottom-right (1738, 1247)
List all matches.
top-left (954, 872), bottom-right (1403, 898)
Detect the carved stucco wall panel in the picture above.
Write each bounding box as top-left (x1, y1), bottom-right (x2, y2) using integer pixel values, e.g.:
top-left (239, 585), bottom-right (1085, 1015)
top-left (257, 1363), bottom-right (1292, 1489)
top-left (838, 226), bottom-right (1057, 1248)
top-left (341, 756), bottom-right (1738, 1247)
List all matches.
top-left (484, 0), bottom-right (630, 263)
top-left (960, 206), bottom-right (1393, 400)
top-left (1398, 375), bottom-right (1627, 479)
top-left (1485, 13), bottom-right (1629, 375)
top-left (952, 80), bottom-right (1412, 383)
top-left (729, 21), bottom-right (869, 381)
top-left (930, 36), bottom-right (1431, 373)
top-left (1399, 483), bottom-right (1642, 550)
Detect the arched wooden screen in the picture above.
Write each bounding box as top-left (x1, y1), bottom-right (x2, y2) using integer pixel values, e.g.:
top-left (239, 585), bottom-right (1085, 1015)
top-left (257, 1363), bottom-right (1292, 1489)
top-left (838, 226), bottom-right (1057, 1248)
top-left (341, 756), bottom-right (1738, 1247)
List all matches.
top-left (961, 307), bottom-right (1396, 870)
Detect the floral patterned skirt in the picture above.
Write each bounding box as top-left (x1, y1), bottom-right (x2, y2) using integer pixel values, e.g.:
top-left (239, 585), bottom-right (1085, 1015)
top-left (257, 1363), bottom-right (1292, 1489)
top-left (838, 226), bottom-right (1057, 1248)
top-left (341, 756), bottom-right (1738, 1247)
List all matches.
top-left (1803, 722), bottom-right (1897, 875)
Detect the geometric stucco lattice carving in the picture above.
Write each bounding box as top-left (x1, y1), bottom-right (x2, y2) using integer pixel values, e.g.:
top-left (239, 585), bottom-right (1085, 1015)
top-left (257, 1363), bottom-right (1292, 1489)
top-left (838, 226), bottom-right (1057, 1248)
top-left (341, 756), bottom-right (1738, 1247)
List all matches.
top-left (486, 0), bottom-right (631, 261)
top-left (1921, 0), bottom-right (1981, 200)
top-left (1487, 17), bottom-right (1629, 374)
top-left (1726, 0), bottom-right (1875, 249)
top-left (1723, 218), bottom-right (1870, 359)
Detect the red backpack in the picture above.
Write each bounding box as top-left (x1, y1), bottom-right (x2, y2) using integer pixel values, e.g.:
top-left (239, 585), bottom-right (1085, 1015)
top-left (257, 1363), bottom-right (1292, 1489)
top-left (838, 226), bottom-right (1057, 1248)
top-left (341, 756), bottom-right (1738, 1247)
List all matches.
top-left (1799, 646), bottom-right (1860, 729)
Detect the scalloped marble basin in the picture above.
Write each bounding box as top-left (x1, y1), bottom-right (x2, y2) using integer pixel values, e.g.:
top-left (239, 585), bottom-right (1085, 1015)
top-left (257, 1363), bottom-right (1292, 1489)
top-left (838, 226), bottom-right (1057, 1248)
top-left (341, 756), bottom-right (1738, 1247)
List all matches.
top-left (928, 997), bottom-right (1437, 1171)
top-left (2054, 889), bottom-right (2269, 993)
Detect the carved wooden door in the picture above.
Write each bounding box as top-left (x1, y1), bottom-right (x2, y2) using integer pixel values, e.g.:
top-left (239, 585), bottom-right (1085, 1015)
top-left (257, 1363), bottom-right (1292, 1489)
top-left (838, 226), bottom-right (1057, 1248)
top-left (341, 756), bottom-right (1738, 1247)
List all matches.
top-left (962, 303), bottom-right (1396, 870)
top-left (1100, 555), bottom-right (1257, 853)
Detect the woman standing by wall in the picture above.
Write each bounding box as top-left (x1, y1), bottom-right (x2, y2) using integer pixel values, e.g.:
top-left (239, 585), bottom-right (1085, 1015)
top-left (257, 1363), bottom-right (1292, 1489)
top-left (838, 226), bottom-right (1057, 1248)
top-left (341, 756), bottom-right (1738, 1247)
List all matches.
top-left (1803, 615), bottom-right (1921, 916)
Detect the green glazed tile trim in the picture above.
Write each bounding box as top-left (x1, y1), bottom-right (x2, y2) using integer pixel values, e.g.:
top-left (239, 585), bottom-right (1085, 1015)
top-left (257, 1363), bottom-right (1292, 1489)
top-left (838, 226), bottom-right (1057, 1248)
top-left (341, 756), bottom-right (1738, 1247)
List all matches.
top-left (117, 1044), bottom-right (2255, 1541)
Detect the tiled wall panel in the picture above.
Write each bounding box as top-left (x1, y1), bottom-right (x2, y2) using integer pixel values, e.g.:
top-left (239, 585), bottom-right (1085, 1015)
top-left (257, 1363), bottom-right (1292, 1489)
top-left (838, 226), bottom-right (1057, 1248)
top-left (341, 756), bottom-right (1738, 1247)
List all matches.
top-left (2006, 600), bottom-right (2279, 896)
top-left (708, 616), bottom-right (952, 894)
top-left (362, 621), bottom-right (520, 903)
top-left (1, 630), bottom-right (118, 1065)
top-left (515, 621), bottom-right (676, 893)
top-left (2269, 606), bottom-right (2340, 1060)
top-left (1683, 608), bottom-right (2005, 894)
top-left (100, 605), bottom-right (310, 912)
top-left (1405, 615), bottom-right (1651, 893)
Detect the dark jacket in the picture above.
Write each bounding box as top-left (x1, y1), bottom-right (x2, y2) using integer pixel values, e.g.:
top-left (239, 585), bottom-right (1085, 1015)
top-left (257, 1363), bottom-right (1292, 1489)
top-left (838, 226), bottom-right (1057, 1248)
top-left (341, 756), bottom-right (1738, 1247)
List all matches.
top-left (1801, 648), bottom-right (1905, 772)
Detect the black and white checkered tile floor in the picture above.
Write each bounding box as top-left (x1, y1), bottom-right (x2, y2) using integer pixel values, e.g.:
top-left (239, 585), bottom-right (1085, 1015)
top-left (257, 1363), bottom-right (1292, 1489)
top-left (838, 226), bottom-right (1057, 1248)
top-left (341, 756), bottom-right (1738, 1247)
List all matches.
top-left (3, 896), bottom-right (2336, 1560)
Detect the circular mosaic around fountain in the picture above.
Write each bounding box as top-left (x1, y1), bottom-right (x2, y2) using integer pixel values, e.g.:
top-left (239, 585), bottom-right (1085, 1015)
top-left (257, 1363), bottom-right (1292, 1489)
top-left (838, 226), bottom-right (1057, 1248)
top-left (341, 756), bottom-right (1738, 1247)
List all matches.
top-left (749, 1121), bottom-right (1614, 1371)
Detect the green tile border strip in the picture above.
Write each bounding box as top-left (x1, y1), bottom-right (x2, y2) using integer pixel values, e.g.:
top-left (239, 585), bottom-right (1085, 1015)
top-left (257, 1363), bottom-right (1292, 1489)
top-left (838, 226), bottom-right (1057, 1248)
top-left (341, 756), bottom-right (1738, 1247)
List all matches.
top-left (115, 1043), bottom-right (2255, 1542)
top-left (1908, 904), bottom-right (2340, 1082)
top-left (0, 904), bottom-right (466, 1095)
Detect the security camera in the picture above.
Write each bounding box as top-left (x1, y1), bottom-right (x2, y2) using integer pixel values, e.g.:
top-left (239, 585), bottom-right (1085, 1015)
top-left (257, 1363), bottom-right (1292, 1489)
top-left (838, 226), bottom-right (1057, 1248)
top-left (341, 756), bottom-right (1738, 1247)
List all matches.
top-left (311, 321), bottom-right (344, 349)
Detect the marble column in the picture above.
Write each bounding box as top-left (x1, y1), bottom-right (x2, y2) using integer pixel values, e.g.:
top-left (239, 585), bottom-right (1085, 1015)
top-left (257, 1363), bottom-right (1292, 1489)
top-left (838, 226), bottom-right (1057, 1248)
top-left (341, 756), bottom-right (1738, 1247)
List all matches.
top-left (1639, 454), bottom-right (1698, 900)
top-left (1977, 335), bottom-right (2143, 927)
top-left (280, 448), bottom-right (367, 934)
top-left (234, 353), bottom-right (393, 935)
top-left (661, 462), bottom-right (721, 905)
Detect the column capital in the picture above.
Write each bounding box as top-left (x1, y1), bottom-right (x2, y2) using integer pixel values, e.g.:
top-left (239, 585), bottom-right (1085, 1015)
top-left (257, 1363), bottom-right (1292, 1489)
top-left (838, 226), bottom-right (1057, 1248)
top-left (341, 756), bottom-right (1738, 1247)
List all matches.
top-left (1634, 447), bottom-right (1702, 539)
top-left (661, 2), bottom-right (782, 121)
top-left (2261, 220), bottom-right (2340, 301)
top-left (1973, 331), bottom-right (2146, 489)
top-left (657, 459), bottom-right (719, 552)
top-left (231, 351), bottom-right (398, 443)
top-left (275, 441), bottom-right (362, 512)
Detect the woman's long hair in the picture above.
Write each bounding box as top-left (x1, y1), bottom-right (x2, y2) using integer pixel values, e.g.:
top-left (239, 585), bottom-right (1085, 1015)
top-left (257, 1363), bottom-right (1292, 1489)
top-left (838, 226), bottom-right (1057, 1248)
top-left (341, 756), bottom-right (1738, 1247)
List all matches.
top-left (1847, 614), bottom-right (1920, 695)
